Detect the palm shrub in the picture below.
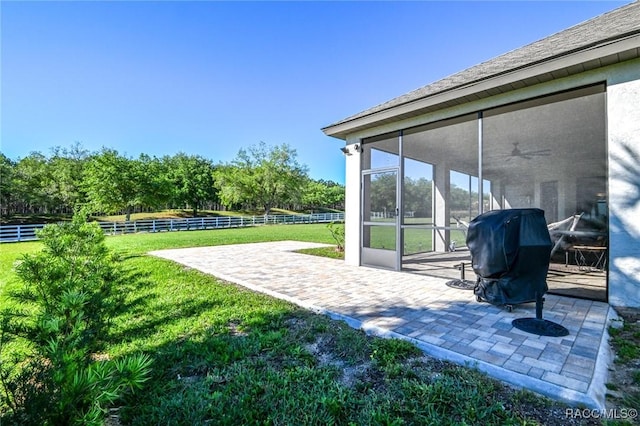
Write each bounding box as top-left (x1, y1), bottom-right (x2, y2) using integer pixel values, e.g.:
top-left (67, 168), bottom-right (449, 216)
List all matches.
top-left (0, 214), bottom-right (151, 425)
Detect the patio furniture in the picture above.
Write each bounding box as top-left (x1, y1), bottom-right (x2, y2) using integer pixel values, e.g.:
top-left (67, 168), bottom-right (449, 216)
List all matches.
top-left (569, 245), bottom-right (607, 271)
top-left (548, 213), bottom-right (583, 257)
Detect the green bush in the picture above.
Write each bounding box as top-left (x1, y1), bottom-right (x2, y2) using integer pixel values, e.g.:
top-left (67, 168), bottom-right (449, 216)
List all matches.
top-left (0, 214), bottom-right (151, 425)
top-left (326, 221), bottom-right (345, 252)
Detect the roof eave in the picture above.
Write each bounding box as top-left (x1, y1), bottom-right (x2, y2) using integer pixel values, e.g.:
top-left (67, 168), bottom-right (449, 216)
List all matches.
top-left (322, 33), bottom-right (640, 140)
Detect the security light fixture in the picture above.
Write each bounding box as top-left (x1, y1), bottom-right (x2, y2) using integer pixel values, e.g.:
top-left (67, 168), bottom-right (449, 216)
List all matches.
top-left (340, 146), bottom-right (352, 156)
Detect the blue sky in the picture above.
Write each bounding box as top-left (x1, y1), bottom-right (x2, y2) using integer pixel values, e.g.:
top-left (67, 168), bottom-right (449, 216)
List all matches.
top-left (1, 1), bottom-right (630, 184)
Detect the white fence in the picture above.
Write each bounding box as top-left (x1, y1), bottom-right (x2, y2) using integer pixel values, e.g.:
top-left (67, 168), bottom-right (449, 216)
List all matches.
top-left (0, 213), bottom-right (344, 243)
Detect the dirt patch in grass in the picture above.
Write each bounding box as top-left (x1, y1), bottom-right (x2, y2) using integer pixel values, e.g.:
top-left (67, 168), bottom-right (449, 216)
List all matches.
top-left (281, 278), bottom-right (637, 424)
top-left (111, 307), bottom-right (638, 425)
top-left (284, 313), bottom-right (604, 425)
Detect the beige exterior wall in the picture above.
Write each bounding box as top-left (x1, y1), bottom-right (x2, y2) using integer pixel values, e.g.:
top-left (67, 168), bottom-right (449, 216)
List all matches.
top-left (607, 59), bottom-right (640, 307)
top-left (344, 137), bottom-right (362, 266)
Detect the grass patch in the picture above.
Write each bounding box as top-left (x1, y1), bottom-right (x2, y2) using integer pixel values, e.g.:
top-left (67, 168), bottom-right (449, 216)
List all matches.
top-left (0, 224), bottom-right (586, 424)
top-left (607, 310), bottom-right (640, 422)
top-left (366, 221), bottom-right (468, 254)
top-left (99, 223), bottom-right (335, 255)
top-left (370, 338), bottom-right (423, 368)
top-left (610, 323), bottom-right (640, 363)
top-left (295, 246), bottom-right (345, 260)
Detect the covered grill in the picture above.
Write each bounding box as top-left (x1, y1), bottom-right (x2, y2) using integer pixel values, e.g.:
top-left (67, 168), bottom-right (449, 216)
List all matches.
top-left (466, 208), bottom-right (552, 308)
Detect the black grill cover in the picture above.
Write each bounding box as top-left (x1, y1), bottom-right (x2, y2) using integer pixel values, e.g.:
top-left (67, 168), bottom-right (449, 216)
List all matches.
top-left (466, 209), bottom-right (552, 306)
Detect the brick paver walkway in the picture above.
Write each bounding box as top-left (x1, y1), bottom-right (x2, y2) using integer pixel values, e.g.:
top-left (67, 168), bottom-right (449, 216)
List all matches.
top-left (150, 241), bottom-right (616, 409)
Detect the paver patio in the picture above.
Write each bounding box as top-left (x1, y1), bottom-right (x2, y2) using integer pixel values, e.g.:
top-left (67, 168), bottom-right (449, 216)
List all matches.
top-left (150, 240), bottom-right (617, 410)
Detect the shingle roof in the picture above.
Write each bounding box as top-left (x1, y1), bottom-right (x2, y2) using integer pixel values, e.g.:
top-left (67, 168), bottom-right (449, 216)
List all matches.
top-left (323, 1), bottom-right (640, 135)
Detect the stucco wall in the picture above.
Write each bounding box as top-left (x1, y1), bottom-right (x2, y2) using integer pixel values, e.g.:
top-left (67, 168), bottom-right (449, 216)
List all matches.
top-left (344, 137), bottom-right (361, 266)
top-left (607, 60), bottom-right (640, 307)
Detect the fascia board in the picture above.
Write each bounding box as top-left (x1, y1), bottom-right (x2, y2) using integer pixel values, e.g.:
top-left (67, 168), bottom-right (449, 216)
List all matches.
top-left (322, 33), bottom-right (640, 140)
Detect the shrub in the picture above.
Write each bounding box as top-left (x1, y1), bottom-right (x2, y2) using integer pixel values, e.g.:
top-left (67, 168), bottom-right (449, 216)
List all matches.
top-left (326, 221), bottom-right (345, 252)
top-left (0, 214), bottom-right (151, 425)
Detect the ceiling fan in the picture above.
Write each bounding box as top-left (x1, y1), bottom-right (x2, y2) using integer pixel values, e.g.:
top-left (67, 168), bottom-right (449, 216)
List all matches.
top-left (506, 142), bottom-right (551, 161)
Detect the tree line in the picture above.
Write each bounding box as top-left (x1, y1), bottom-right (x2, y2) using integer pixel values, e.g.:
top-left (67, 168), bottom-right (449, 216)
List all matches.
top-left (370, 174), bottom-right (487, 220)
top-left (0, 142), bottom-right (344, 221)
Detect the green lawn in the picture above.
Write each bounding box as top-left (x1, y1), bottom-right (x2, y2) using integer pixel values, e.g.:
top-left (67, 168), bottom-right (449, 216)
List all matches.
top-left (0, 224), bottom-right (570, 424)
top-left (0, 240), bottom-right (41, 307)
top-left (365, 221), bottom-right (467, 254)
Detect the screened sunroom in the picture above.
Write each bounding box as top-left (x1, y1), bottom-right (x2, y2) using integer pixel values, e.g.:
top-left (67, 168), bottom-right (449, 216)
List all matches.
top-left (359, 85), bottom-right (607, 301)
top-left (323, 2), bottom-right (640, 307)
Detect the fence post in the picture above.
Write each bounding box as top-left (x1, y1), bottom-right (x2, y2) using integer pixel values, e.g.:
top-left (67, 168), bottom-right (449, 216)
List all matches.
top-left (201, 217), bottom-right (205, 229)
top-left (17, 225), bottom-right (21, 242)
top-left (152, 220), bottom-right (156, 233)
top-left (170, 219), bottom-right (174, 231)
